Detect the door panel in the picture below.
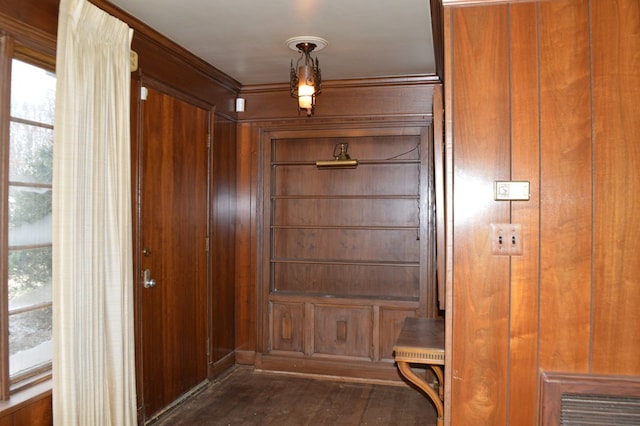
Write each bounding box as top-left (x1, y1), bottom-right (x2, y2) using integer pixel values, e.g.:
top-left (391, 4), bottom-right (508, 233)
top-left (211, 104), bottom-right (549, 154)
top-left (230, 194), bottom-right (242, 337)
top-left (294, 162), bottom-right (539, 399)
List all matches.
top-left (138, 87), bottom-right (209, 420)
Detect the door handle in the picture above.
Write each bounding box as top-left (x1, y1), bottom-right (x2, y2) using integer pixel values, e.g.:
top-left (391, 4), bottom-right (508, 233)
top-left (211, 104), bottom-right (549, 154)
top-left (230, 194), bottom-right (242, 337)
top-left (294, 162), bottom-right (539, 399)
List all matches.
top-left (143, 268), bottom-right (156, 288)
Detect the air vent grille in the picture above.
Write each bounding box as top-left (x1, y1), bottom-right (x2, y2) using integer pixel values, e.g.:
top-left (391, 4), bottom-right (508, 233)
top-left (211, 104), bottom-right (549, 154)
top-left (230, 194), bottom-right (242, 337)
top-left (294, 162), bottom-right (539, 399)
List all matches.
top-left (560, 393), bottom-right (640, 425)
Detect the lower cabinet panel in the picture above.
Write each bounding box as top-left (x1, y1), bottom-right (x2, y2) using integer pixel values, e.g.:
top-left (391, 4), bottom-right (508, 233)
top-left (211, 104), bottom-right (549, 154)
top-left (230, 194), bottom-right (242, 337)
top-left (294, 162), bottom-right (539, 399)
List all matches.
top-left (379, 308), bottom-right (418, 361)
top-left (313, 305), bottom-right (372, 358)
top-left (271, 302), bottom-right (304, 353)
top-left (268, 299), bottom-right (418, 376)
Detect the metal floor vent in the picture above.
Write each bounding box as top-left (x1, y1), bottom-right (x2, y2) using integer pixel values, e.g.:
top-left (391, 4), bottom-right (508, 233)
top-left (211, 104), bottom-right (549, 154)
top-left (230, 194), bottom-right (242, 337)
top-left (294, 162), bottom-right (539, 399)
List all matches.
top-left (560, 393), bottom-right (640, 425)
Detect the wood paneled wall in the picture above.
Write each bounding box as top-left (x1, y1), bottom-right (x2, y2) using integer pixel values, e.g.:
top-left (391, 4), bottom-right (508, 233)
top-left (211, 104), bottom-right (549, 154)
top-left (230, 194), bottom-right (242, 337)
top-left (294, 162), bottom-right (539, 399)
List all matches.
top-left (209, 116), bottom-right (237, 375)
top-left (590, 0), bottom-right (640, 376)
top-left (442, 0), bottom-right (640, 424)
top-left (0, 391), bottom-right (51, 426)
top-left (238, 77), bottom-right (436, 122)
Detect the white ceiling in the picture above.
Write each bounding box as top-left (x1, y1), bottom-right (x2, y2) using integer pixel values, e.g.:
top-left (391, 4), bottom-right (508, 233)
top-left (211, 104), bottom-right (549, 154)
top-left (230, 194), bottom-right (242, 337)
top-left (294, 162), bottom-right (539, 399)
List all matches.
top-left (108, 0), bottom-right (436, 86)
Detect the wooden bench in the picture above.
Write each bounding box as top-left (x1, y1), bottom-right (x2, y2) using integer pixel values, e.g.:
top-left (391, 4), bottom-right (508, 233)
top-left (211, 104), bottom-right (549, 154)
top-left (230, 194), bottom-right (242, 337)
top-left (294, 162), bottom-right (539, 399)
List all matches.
top-left (393, 317), bottom-right (445, 426)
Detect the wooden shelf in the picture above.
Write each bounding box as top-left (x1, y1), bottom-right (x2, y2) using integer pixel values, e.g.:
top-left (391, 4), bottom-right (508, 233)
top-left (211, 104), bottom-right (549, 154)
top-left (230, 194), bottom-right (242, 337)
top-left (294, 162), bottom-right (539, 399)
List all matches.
top-left (270, 290), bottom-right (420, 303)
top-left (268, 291), bottom-right (421, 304)
top-left (271, 159), bottom-right (420, 166)
top-left (271, 225), bottom-right (419, 231)
top-left (271, 194), bottom-right (419, 200)
top-left (270, 258), bottom-right (420, 267)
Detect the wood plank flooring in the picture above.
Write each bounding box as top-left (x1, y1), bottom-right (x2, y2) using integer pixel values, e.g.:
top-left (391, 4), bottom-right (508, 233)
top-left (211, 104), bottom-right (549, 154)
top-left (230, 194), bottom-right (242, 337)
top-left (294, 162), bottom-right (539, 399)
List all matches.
top-left (152, 367), bottom-right (437, 425)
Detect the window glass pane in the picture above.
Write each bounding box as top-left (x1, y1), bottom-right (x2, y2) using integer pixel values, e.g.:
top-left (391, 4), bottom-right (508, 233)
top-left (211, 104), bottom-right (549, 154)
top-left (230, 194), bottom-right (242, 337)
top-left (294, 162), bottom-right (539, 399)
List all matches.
top-left (7, 57), bottom-right (55, 384)
top-left (10, 59), bottom-right (55, 125)
top-left (9, 306), bottom-right (52, 377)
top-left (9, 121), bottom-right (53, 184)
top-left (8, 247), bottom-right (52, 310)
top-left (8, 186), bottom-right (52, 247)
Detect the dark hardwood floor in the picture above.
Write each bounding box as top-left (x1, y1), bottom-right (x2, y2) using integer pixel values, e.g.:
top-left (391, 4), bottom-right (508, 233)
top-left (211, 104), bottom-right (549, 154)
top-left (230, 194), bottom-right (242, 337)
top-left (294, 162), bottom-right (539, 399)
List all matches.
top-left (152, 367), bottom-right (437, 425)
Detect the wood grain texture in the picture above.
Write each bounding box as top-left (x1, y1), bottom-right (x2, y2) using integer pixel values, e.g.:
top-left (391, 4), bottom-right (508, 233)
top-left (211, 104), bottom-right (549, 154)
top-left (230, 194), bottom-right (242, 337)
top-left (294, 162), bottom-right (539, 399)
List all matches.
top-left (0, 390), bottom-right (52, 426)
top-left (139, 87), bottom-right (209, 419)
top-left (444, 1), bottom-right (640, 424)
top-left (379, 308), bottom-right (418, 361)
top-left (271, 302), bottom-right (304, 353)
top-left (0, 0), bottom-right (59, 40)
top-left (251, 122), bottom-right (436, 378)
top-left (12, 394), bottom-right (52, 425)
top-left (238, 82), bottom-right (435, 122)
top-left (507, 3), bottom-right (541, 425)
top-left (210, 116), bottom-right (237, 365)
top-left (538, 0), bottom-right (592, 373)
top-left (450, 5), bottom-right (511, 425)
top-left (234, 123), bottom-right (259, 356)
top-left (432, 84), bottom-right (446, 311)
top-left (313, 306), bottom-right (373, 358)
top-left (442, 7), bottom-right (454, 424)
top-left (430, 0), bottom-right (445, 80)
top-left (591, 0), bottom-right (640, 375)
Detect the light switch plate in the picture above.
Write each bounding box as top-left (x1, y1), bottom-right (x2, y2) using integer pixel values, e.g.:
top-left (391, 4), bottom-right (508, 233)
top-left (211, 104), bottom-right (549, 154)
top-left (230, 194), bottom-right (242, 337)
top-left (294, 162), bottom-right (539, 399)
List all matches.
top-left (495, 181), bottom-right (530, 201)
top-left (490, 223), bottom-right (523, 256)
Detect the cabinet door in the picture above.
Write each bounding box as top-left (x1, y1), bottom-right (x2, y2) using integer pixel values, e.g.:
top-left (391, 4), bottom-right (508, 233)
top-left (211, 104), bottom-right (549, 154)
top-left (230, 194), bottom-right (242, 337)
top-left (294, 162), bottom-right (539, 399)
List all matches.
top-left (314, 305), bottom-right (372, 359)
top-left (271, 302), bottom-right (304, 353)
top-left (379, 309), bottom-right (417, 361)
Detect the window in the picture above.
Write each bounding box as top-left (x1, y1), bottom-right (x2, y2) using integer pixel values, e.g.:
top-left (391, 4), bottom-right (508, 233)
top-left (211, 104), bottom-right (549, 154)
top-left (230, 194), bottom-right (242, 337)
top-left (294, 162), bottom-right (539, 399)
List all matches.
top-left (3, 58), bottom-right (55, 394)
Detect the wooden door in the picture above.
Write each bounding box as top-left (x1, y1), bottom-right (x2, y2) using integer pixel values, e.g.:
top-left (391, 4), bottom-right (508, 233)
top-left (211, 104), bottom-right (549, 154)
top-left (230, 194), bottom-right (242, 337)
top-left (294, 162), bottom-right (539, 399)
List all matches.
top-left (137, 86), bottom-right (210, 420)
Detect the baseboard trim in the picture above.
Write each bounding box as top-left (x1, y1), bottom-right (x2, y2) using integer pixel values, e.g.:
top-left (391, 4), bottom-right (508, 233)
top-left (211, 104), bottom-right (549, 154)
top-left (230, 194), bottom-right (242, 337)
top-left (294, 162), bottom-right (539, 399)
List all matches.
top-left (235, 349), bottom-right (256, 365)
top-left (257, 353), bottom-right (404, 383)
top-left (208, 351), bottom-right (235, 378)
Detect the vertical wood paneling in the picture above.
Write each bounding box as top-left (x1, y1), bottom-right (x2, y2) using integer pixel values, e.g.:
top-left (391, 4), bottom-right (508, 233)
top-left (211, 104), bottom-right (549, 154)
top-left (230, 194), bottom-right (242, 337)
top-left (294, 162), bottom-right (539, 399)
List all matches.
top-left (591, 0), bottom-right (640, 375)
top-left (538, 0), bottom-right (592, 373)
top-left (442, 7), bottom-right (454, 423)
top-left (451, 5), bottom-right (511, 425)
top-left (211, 116), bottom-right (237, 365)
top-left (433, 84), bottom-right (446, 311)
top-left (445, 0), bottom-right (640, 423)
top-left (508, 3), bottom-right (541, 425)
top-left (235, 123), bottom-right (258, 357)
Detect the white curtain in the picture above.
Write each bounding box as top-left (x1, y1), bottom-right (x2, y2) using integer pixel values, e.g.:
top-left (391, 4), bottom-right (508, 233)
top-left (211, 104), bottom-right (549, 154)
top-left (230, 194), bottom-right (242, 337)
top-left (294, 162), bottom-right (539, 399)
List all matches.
top-left (53, 0), bottom-right (136, 424)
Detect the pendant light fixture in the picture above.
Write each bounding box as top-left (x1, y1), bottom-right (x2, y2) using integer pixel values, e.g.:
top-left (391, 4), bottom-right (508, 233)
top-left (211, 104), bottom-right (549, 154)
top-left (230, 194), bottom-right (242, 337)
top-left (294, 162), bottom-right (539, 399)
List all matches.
top-left (287, 36), bottom-right (327, 116)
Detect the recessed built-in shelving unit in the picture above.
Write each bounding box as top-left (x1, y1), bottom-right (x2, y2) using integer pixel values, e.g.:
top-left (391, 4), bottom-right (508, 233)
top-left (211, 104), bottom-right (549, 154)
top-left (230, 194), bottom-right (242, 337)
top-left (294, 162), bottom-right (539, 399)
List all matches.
top-left (261, 127), bottom-right (434, 377)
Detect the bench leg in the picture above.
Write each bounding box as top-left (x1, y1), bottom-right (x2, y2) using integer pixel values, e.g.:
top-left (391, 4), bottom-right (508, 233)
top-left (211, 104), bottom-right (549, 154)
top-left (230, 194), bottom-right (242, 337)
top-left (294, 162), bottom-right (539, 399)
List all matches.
top-left (397, 361), bottom-right (444, 426)
top-left (431, 365), bottom-right (444, 400)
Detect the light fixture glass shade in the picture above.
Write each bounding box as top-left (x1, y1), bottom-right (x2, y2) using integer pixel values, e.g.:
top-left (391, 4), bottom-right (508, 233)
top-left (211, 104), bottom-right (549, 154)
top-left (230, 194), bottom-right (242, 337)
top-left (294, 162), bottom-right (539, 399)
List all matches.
top-left (298, 93), bottom-right (313, 110)
top-left (298, 67), bottom-right (316, 111)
